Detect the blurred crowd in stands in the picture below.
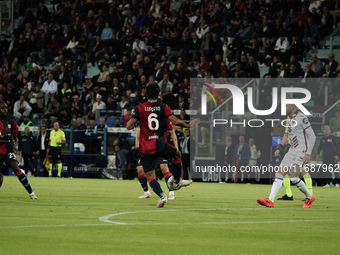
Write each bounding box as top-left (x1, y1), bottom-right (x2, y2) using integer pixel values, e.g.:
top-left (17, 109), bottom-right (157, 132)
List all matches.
top-left (1, 0), bottom-right (340, 132)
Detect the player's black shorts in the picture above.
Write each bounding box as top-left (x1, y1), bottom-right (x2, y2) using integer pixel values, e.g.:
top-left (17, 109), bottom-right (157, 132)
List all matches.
top-left (138, 156), bottom-right (168, 168)
top-left (0, 149), bottom-right (19, 167)
top-left (139, 153), bottom-right (170, 173)
top-left (139, 142), bottom-right (176, 172)
top-left (156, 141), bottom-right (177, 160)
top-left (49, 147), bottom-right (62, 161)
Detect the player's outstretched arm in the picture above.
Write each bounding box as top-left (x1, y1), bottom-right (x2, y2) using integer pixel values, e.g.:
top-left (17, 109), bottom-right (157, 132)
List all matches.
top-left (168, 115), bottom-right (200, 128)
top-left (127, 118), bottom-right (138, 130)
top-left (135, 129), bottom-right (140, 148)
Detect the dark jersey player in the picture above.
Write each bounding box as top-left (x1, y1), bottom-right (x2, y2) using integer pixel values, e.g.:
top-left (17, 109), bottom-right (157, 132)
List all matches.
top-left (127, 82), bottom-right (199, 208)
top-left (0, 100), bottom-right (38, 199)
top-left (136, 119), bottom-right (177, 200)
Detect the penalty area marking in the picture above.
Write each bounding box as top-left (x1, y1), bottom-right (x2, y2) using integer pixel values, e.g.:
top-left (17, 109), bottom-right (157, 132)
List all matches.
top-left (98, 208), bottom-right (340, 225)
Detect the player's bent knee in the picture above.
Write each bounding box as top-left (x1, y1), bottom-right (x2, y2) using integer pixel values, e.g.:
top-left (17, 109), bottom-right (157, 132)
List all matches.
top-left (275, 172), bottom-right (284, 180)
top-left (9, 163), bottom-right (20, 173)
top-left (290, 177), bottom-right (301, 185)
top-left (145, 171), bottom-right (156, 180)
top-left (160, 164), bottom-right (169, 174)
top-left (278, 166), bottom-right (289, 175)
top-left (137, 166), bottom-right (145, 176)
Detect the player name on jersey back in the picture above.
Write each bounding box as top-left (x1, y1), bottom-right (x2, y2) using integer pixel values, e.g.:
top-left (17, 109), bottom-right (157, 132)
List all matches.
top-left (144, 106), bottom-right (161, 112)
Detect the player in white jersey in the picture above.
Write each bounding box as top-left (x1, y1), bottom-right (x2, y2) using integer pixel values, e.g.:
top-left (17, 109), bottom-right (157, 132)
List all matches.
top-left (257, 104), bottom-right (316, 208)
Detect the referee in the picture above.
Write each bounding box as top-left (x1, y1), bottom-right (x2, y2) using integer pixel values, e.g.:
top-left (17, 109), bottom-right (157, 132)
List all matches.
top-left (47, 122), bottom-right (66, 177)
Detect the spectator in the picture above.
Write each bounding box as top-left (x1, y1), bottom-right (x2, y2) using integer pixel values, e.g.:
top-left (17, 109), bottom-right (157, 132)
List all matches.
top-left (238, 19), bottom-right (253, 43)
top-left (274, 35), bottom-right (290, 60)
top-left (101, 22), bottom-right (113, 41)
top-left (28, 85), bottom-right (42, 113)
top-left (198, 56), bottom-right (210, 72)
top-left (310, 54), bottom-right (324, 77)
top-left (268, 56), bottom-right (282, 77)
top-left (301, 64), bottom-right (315, 81)
top-left (324, 65), bottom-right (336, 77)
top-left (187, 62), bottom-right (198, 78)
top-left (39, 34), bottom-right (59, 66)
top-left (42, 73), bottom-right (58, 106)
top-left (295, 7), bottom-right (309, 25)
top-left (19, 115), bottom-right (34, 137)
top-left (285, 64), bottom-right (301, 78)
top-left (324, 54), bottom-right (338, 73)
top-left (92, 94), bottom-right (106, 118)
top-left (303, 17), bottom-right (319, 50)
top-left (114, 118), bottom-right (122, 127)
top-left (143, 56), bottom-right (154, 78)
top-left (13, 95), bottom-right (32, 122)
top-left (70, 95), bottom-right (84, 119)
top-left (45, 96), bottom-right (60, 118)
top-left (74, 54), bottom-right (88, 89)
top-left (196, 19), bottom-right (210, 39)
top-left (118, 94), bottom-right (128, 109)
top-left (60, 82), bottom-right (72, 101)
top-left (115, 144), bottom-right (129, 170)
top-left (121, 107), bottom-right (132, 127)
top-left (231, 63), bottom-right (246, 78)
top-left (94, 117), bottom-right (107, 143)
top-left (162, 88), bottom-right (176, 109)
top-left (30, 33), bottom-right (48, 65)
top-left (245, 56), bottom-right (260, 78)
top-left (131, 37), bottom-right (146, 58)
top-left (178, 108), bottom-right (190, 123)
top-left (59, 97), bottom-right (71, 127)
top-left (189, 33), bottom-right (202, 62)
top-left (158, 74), bottom-right (173, 95)
top-left (97, 65), bottom-right (110, 85)
top-left (85, 120), bottom-right (96, 137)
top-left (106, 95), bottom-right (117, 115)
top-left (329, 110), bottom-right (340, 131)
top-left (90, 37), bottom-right (105, 66)
top-left (6, 34), bottom-right (19, 63)
top-left (175, 94), bottom-right (188, 110)
top-left (288, 55), bottom-right (302, 72)
top-left (127, 93), bottom-right (139, 109)
top-left (36, 2), bottom-right (50, 23)
top-left (319, 7), bottom-right (333, 39)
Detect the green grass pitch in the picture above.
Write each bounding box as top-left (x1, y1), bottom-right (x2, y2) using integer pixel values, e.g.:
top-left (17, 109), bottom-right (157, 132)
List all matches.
top-left (0, 177), bottom-right (339, 255)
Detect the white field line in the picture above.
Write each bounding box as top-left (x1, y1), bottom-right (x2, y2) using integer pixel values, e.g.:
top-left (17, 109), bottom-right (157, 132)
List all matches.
top-left (0, 208), bottom-right (338, 229)
top-left (98, 208), bottom-right (340, 225)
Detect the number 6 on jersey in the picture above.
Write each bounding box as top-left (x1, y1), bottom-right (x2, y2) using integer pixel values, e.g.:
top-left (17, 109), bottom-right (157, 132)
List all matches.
top-left (148, 113), bottom-right (159, 131)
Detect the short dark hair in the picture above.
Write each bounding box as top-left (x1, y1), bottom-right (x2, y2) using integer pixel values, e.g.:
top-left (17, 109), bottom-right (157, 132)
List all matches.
top-left (146, 82), bottom-right (160, 100)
